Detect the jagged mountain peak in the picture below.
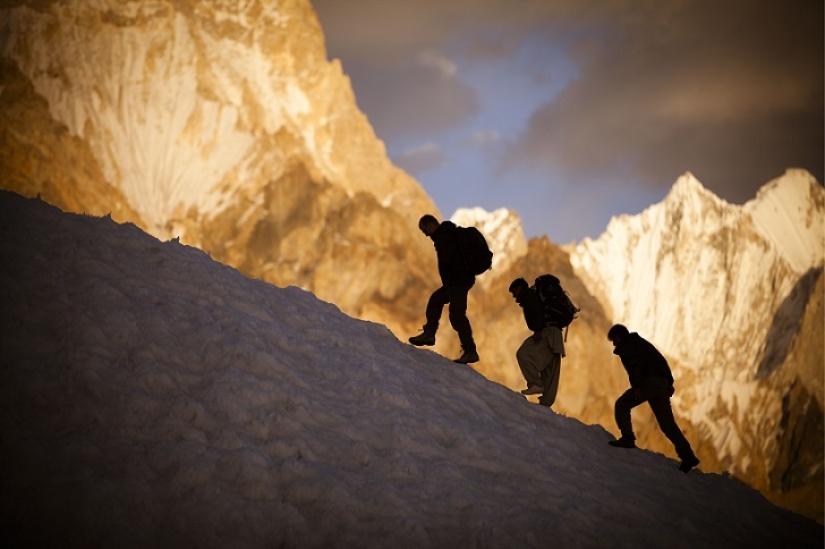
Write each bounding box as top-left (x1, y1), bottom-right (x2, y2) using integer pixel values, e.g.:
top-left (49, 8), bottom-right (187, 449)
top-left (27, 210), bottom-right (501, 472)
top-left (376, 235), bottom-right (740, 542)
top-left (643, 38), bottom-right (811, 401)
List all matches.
top-left (745, 169), bottom-right (824, 272)
top-left (0, 0), bottom-right (433, 238)
top-left (450, 206), bottom-right (528, 280)
top-left (567, 171), bottom-right (823, 520)
top-left (660, 172), bottom-right (737, 230)
top-left (668, 171), bottom-right (713, 198)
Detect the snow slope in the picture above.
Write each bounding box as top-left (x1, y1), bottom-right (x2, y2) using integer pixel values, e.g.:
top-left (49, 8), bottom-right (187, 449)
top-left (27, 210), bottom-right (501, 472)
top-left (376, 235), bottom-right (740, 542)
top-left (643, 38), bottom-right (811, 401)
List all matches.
top-left (1, 190), bottom-right (821, 548)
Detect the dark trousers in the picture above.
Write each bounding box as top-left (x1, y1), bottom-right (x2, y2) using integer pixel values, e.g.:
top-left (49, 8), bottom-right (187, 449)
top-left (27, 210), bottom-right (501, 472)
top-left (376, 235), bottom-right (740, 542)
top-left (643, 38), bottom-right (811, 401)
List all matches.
top-left (424, 284), bottom-right (475, 352)
top-left (614, 377), bottom-right (695, 459)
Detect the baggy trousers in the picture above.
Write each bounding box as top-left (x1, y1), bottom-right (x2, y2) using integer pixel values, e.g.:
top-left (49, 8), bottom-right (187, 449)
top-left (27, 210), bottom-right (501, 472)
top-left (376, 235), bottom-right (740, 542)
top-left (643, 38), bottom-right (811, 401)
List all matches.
top-left (424, 283), bottom-right (476, 352)
top-left (614, 376), bottom-right (695, 459)
top-left (516, 326), bottom-right (565, 406)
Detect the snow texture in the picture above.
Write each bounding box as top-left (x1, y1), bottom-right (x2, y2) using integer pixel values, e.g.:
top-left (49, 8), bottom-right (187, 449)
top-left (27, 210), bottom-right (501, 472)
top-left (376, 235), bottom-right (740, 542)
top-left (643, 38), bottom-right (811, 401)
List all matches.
top-left (1, 190), bottom-right (821, 548)
top-left (745, 169), bottom-right (825, 273)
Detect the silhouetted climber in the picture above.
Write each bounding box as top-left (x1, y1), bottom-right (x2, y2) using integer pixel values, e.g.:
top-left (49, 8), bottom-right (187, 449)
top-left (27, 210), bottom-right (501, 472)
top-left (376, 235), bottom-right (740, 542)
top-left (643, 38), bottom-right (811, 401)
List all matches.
top-left (606, 324), bottom-right (700, 473)
top-left (408, 214), bottom-right (479, 364)
top-left (508, 277), bottom-right (566, 407)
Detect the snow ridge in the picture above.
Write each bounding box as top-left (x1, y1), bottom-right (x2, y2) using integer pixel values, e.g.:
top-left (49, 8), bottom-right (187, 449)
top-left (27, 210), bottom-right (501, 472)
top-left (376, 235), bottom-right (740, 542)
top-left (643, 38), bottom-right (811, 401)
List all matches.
top-left (1, 190), bottom-right (820, 547)
top-left (745, 169), bottom-right (825, 273)
top-left (569, 171), bottom-right (822, 370)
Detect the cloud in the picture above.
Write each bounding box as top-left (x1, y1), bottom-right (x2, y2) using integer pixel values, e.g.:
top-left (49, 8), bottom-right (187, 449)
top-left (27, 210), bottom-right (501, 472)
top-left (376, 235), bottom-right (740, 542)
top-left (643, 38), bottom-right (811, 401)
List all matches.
top-left (417, 50), bottom-right (457, 78)
top-left (470, 130), bottom-right (501, 146)
top-left (395, 143), bottom-right (447, 175)
top-left (314, 0), bottom-right (823, 217)
top-left (502, 0), bottom-right (824, 201)
top-left (340, 57), bottom-right (479, 141)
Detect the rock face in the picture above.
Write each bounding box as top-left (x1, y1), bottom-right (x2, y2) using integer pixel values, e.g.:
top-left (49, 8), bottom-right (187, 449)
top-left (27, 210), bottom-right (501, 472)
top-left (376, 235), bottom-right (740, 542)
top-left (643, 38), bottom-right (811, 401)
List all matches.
top-left (0, 0), bottom-right (438, 336)
top-left (1, 0), bottom-right (822, 523)
top-left (567, 170), bottom-right (824, 521)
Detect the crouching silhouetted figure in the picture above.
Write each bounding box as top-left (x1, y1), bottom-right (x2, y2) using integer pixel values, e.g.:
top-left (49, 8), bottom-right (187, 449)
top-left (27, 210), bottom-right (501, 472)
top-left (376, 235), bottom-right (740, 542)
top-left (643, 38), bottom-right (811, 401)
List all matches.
top-left (606, 324), bottom-right (700, 473)
top-left (508, 277), bottom-right (565, 407)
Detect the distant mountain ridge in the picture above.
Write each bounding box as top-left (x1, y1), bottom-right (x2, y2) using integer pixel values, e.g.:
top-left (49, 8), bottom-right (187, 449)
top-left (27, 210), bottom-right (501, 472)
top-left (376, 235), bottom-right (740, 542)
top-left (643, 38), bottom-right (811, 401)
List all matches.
top-left (567, 169), bottom-right (823, 520)
top-left (450, 207), bottom-right (528, 283)
top-left (568, 169), bottom-right (822, 381)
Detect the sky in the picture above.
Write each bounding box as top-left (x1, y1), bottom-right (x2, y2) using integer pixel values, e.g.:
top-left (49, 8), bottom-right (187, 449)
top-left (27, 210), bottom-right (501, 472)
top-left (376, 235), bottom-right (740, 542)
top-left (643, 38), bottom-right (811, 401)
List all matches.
top-left (312, 0), bottom-right (824, 244)
top-left (2, 190), bottom-right (823, 546)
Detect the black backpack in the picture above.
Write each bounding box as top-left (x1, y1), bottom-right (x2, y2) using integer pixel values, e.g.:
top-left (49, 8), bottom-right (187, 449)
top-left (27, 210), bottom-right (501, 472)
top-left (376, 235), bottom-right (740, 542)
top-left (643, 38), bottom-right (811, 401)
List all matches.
top-left (533, 274), bottom-right (579, 329)
top-left (455, 226), bottom-right (493, 275)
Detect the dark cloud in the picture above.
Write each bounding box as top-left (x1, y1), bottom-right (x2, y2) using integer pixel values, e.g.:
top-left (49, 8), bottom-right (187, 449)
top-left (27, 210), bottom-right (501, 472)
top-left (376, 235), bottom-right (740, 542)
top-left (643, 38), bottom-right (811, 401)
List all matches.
top-left (341, 55), bottom-right (479, 140)
top-left (313, 0), bottom-right (824, 212)
top-left (313, 0), bottom-right (575, 62)
top-left (312, 0), bottom-right (565, 140)
top-left (503, 0), bottom-right (824, 200)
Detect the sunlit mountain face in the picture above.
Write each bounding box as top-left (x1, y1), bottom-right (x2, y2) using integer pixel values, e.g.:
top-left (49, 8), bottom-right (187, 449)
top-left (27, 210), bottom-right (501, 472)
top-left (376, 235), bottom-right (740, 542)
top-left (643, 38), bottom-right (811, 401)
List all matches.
top-left (1, 0), bottom-right (822, 523)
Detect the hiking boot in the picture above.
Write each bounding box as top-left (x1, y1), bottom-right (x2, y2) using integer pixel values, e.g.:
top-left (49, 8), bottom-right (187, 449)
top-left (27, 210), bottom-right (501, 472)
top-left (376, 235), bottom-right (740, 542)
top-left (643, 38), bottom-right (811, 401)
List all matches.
top-left (678, 454), bottom-right (700, 473)
top-left (608, 437), bottom-right (636, 449)
top-left (408, 331), bottom-right (435, 346)
top-left (521, 386), bottom-right (543, 395)
top-left (453, 349), bottom-right (479, 364)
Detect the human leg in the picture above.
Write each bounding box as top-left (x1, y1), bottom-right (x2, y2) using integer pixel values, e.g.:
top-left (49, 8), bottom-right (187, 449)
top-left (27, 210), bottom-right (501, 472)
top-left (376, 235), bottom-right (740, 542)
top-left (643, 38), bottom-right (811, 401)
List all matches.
top-left (446, 284), bottom-right (476, 353)
top-left (647, 395), bottom-right (696, 460)
top-left (613, 388), bottom-right (644, 441)
top-left (424, 286), bottom-right (450, 333)
top-left (409, 287), bottom-right (449, 346)
top-left (516, 336), bottom-right (550, 391)
top-left (538, 353), bottom-right (561, 407)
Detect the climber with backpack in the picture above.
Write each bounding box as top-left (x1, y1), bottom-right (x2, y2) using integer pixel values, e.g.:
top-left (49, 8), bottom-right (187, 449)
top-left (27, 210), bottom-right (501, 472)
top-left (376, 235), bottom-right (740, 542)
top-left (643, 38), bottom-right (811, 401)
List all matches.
top-left (508, 275), bottom-right (579, 407)
top-left (408, 214), bottom-right (492, 364)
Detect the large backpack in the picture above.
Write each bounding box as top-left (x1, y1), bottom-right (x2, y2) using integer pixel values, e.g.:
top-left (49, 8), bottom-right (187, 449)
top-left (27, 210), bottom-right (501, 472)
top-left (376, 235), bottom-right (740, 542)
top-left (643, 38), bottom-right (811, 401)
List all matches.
top-left (455, 226), bottom-right (493, 275)
top-left (533, 274), bottom-right (579, 330)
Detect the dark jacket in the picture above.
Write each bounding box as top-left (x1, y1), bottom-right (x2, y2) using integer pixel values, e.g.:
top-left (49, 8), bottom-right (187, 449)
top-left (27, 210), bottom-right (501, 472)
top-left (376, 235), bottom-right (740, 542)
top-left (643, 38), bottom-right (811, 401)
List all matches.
top-left (613, 332), bottom-right (674, 388)
top-left (515, 287), bottom-right (546, 332)
top-left (430, 221), bottom-right (474, 287)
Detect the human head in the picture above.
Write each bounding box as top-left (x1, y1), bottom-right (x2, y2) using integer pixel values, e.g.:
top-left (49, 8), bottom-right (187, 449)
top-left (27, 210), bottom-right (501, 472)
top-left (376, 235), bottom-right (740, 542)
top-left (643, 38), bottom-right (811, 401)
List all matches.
top-left (607, 324), bottom-right (629, 346)
top-left (509, 277), bottom-right (529, 298)
top-left (418, 214), bottom-right (439, 236)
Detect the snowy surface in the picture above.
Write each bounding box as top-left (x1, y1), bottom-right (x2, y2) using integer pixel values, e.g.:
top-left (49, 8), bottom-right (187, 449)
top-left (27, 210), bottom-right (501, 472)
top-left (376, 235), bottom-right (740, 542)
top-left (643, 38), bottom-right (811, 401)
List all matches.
top-left (1, 190), bottom-right (821, 548)
top-left (744, 169), bottom-right (825, 273)
top-left (566, 171), bottom-right (821, 372)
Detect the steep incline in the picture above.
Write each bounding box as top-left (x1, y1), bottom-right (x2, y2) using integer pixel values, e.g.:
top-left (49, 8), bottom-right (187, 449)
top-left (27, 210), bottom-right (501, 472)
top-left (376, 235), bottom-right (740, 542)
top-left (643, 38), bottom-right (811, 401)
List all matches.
top-left (2, 190), bottom-right (821, 547)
